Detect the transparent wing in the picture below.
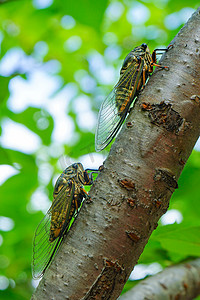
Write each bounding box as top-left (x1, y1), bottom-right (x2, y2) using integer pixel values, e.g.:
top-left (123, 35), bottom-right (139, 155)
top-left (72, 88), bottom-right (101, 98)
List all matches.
top-left (95, 59), bottom-right (144, 151)
top-left (32, 181), bottom-right (75, 279)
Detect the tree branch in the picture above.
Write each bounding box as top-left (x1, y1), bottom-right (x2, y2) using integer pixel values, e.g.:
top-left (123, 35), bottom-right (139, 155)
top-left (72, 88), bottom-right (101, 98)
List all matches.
top-left (119, 258), bottom-right (200, 300)
top-left (32, 8), bottom-right (200, 300)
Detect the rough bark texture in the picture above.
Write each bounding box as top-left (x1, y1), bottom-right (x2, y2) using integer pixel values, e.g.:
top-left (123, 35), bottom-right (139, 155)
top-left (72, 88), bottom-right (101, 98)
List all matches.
top-left (119, 258), bottom-right (200, 300)
top-left (32, 8), bottom-right (200, 300)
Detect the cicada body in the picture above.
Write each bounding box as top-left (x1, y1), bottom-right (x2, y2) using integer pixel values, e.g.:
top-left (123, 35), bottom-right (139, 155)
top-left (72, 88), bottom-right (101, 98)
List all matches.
top-left (32, 163), bottom-right (99, 279)
top-left (95, 43), bottom-right (170, 151)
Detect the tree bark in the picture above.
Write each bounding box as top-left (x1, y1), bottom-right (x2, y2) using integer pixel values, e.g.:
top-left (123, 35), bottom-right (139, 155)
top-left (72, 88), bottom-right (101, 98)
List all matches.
top-left (32, 8), bottom-right (200, 300)
top-left (119, 258), bottom-right (200, 300)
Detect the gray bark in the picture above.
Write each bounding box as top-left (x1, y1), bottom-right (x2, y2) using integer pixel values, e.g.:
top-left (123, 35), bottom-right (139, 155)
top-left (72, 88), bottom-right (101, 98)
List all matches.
top-left (32, 8), bottom-right (200, 300)
top-left (119, 258), bottom-right (200, 300)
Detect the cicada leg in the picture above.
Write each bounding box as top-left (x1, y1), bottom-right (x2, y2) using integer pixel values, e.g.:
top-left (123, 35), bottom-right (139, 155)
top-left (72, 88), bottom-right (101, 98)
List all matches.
top-left (83, 168), bottom-right (100, 185)
top-left (151, 44), bottom-right (173, 71)
top-left (80, 186), bottom-right (89, 198)
top-left (134, 66), bottom-right (146, 96)
top-left (80, 186), bottom-right (93, 203)
top-left (142, 68), bottom-right (146, 86)
top-left (74, 198), bottom-right (79, 211)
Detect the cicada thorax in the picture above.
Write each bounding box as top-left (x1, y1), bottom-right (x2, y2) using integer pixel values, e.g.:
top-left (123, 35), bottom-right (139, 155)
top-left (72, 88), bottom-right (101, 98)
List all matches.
top-left (69, 162), bottom-right (93, 185)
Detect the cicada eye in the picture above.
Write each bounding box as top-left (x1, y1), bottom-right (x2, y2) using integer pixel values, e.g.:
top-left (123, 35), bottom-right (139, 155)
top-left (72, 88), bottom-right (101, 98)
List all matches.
top-left (72, 163), bottom-right (78, 169)
top-left (141, 43), bottom-right (147, 50)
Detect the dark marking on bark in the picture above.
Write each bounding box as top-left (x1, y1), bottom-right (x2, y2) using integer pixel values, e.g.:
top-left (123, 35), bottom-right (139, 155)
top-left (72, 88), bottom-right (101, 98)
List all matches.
top-left (86, 197), bottom-right (93, 204)
top-left (175, 293), bottom-right (181, 300)
top-left (119, 179), bottom-right (135, 191)
top-left (126, 121), bottom-right (133, 128)
top-left (127, 197), bottom-right (136, 207)
top-left (154, 168), bottom-right (178, 189)
top-left (160, 282), bottom-right (167, 290)
top-left (154, 223), bottom-right (158, 229)
top-left (141, 101), bottom-right (184, 134)
top-left (179, 158), bottom-right (186, 165)
top-left (135, 200), bottom-right (151, 212)
top-left (153, 199), bottom-right (162, 209)
top-left (98, 165), bottom-right (104, 172)
top-left (185, 263), bottom-right (192, 269)
top-left (83, 259), bottom-right (124, 300)
top-left (141, 102), bottom-right (152, 110)
top-left (162, 207), bottom-right (168, 215)
top-left (190, 94), bottom-right (200, 103)
top-left (183, 282), bottom-right (188, 291)
top-left (126, 230), bottom-right (140, 242)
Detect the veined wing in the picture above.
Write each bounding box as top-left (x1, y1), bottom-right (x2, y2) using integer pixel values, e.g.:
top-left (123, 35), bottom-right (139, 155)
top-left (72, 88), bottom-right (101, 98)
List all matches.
top-left (95, 58), bottom-right (144, 152)
top-left (32, 181), bottom-right (75, 279)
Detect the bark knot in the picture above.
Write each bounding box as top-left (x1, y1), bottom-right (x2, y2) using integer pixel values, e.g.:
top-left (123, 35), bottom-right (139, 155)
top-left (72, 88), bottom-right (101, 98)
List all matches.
top-left (83, 259), bottom-right (125, 300)
top-left (126, 230), bottom-right (141, 242)
top-left (154, 168), bottom-right (178, 189)
top-left (127, 197), bottom-right (136, 207)
top-left (119, 179), bottom-right (135, 191)
top-left (141, 101), bottom-right (184, 134)
top-left (126, 121), bottom-right (134, 128)
top-left (190, 94), bottom-right (200, 103)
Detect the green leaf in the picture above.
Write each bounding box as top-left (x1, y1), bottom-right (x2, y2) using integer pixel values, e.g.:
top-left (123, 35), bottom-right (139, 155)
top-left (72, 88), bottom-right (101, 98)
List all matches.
top-left (52, 0), bottom-right (109, 31)
top-left (139, 239), bottom-right (170, 265)
top-left (65, 132), bottom-right (95, 158)
top-left (9, 107), bottom-right (54, 145)
top-left (152, 224), bottom-right (200, 256)
top-left (0, 76), bottom-right (10, 105)
top-left (0, 147), bottom-right (13, 165)
top-left (0, 149), bottom-right (38, 218)
top-left (167, 1), bottom-right (198, 11)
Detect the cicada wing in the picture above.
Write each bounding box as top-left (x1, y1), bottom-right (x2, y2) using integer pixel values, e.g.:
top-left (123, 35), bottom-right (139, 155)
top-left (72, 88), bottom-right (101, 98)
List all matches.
top-left (95, 89), bottom-right (126, 152)
top-left (95, 59), bottom-right (144, 152)
top-left (32, 211), bottom-right (58, 279)
top-left (32, 181), bottom-right (75, 279)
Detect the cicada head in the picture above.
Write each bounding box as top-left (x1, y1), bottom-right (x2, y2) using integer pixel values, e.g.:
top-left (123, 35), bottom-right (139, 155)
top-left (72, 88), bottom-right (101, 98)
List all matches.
top-left (64, 162), bottom-right (83, 177)
top-left (75, 163), bottom-right (93, 186)
top-left (53, 163), bottom-right (81, 195)
top-left (121, 43), bottom-right (151, 74)
top-left (71, 162), bottom-right (85, 183)
top-left (133, 43), bottom-right (151, 56)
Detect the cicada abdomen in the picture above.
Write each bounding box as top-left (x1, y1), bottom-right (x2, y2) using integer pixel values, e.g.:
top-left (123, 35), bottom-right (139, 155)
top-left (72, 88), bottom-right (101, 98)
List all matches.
top-left (32, 163), bottom-right (99, 279)
top-left (95, 43), bottom-right (170, 152)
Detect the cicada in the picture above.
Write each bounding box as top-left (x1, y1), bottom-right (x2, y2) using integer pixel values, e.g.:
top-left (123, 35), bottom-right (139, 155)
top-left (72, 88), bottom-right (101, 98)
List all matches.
top-left (95, 43), bottom-right (171, 151)
top-left (32, 163), bottom-right (99, 279)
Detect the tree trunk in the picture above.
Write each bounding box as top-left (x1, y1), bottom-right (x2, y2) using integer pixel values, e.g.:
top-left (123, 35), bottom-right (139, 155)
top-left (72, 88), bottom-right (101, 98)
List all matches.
top-left (32, 8), bottom-right (200, 300)
top-left (119, 258), bottom-right (200, 300)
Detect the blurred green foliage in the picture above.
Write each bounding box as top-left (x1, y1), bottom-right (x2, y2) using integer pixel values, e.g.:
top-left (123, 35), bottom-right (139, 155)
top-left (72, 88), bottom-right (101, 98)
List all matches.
top-left (0, 0), bottom-right (199, 299)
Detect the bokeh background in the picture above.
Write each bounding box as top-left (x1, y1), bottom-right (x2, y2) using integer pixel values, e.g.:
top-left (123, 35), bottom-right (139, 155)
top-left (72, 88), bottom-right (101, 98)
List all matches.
top-left (0, 0), bottom-right (200, 299)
